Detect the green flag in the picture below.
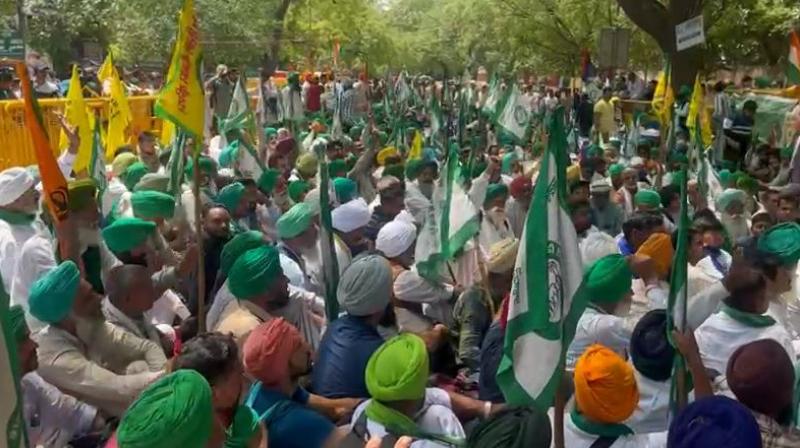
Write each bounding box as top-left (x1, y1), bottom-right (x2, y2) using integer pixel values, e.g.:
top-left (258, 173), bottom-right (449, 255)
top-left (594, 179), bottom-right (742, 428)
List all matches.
top-left (90, 118), bottom-right (108, 200)
top-left (497, 107), bottom-right (588, 409)
top-left (0, 285), bottom-right (26, 448)
top-left (496, 84), bottom-right (531, 144)
top-left (314, 140), bottom-right (340, 321)
top-left (219, 75), bottom-right (256, 138)
top-left (481, 73), bottom-right (502, 121)
top-left (415, 143), bottom-right (480, 283)
top-left (667, 166), bottom-right (690, 410)
top-left (428, 94), bottom-right (443, 147)
top-left (167, 132), bottom-right (187, 198)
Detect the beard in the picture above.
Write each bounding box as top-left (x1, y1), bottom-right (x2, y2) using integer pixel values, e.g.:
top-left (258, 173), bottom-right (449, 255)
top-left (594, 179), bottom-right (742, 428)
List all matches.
top-left (78, 226), bottom-right (100, 250)
top-left (721, 213), bottom-right (750, 241)
top-left (487, 206), bottom-right (508, 229)
top-left (418, 182), bottom-right (434, 200)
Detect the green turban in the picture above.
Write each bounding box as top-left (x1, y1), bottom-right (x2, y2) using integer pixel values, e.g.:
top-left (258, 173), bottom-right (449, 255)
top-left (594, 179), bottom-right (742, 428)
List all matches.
top-left (501, 153), bottom-right (518, 175)
top-left (634, 189), bottom-right (661, 208)
top-left (349, 125), bottom-right (364, 140)
top-left (131, 191), bottom-right (175, 220)
top-left (185, 156), bottom-right (217, 178)
top-left (329, 159), bottom-right (348, 177)
top-left (102, 217), bottom-right (157, 253)
top-left (608, 163), bottom-right (624, 177)
top-left (467, 407), bottom-right (552, 448)
top-left (485, 183), bottom-right (509, 205)
top-left (218, 141), bottom-right (240, 168)
top-left (220, 231), bottom-right (265, 276)
top-left (123, 162), bottom-right (149, 191)
top-left (669, 152), bottom-right (688, 165)
top-left (287, 180), bottom-right (310, 203)
top-left (758, 222), bottom-right (800, 266)
top-left (678, 84), bottom-right (692, 100)
top-left (28, 261), bottom-right (81, 324)
top-left (257, 169), bottom-right (281, 194)
top-left (781, 146), bottom-right (794, 160)
top-left (405, 159), bottom-right (424, 180)
top-left (585, 144), bottom-right (601, 158)
top-left (9, 305), bottom-right (28, 342)
top-left (736, 175), bottom-right (757, 194)
top-left (670, 170), bottom-right (687, 187)
top-left (277, 202), bottom-right (315, 240)
top-left (366, 333), bottom-right (429, 402)
top-left (383, 164), bottom-right (404, 180)
top-left (67, 179), bottom-right (97, 212)
top-left (471, 161), bottom-right (488, 179)
top-left (333, 177), bottom-right (358, 203)
top-left (216, 182), bottom-right (246, 213)
top-left (755, 76), bottom-right (771, 89)
top-left (264, 127), bottom-right (278, 139)
top-left (133, 173), bottom-right (170, 193)
top-left (228, 245), bottom-right (284, 300)
top-left (117, 370), bottom-right (213, 448)
top-left (585, 254), bottom-right (632, 303)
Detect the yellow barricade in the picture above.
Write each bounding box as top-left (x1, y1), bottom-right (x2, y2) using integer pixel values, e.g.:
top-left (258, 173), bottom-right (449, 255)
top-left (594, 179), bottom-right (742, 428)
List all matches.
top-left (0, 95), bottom-right (162, 171)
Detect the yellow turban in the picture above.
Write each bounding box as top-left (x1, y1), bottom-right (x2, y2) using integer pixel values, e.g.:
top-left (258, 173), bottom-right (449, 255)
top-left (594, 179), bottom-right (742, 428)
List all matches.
top-left (635, 232), bottom-right (674, 278)
top-left (377, 146), bottom-right (399, 167)
top-left (574, 344), bottom-right (639, 424)
top-left (566, 164), bottom-right (581, 184)
top-left (487, 238), bottom-right (519, 274)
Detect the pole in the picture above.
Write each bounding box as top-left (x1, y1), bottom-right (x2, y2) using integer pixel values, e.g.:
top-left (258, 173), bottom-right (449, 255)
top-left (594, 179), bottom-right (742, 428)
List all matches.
top-left (553, 364), bottom-right (567, 448)
top-left (192, 148), bottom-right (207, 333)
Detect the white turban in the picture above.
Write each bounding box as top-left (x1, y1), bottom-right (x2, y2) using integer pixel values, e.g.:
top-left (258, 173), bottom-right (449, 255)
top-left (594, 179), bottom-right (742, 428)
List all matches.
top-left (487, 238), bottom-right (519, 274)
top-left (579, 231), bottom-right (619, 267)
top-left (332, 198), bottom-right (371, 233)
top-left (0, 167), bottom-right (35, 206)
top-left (376, 219), bottom-right (416, 258)
top-left (337, 254), bottom-right (392, 316)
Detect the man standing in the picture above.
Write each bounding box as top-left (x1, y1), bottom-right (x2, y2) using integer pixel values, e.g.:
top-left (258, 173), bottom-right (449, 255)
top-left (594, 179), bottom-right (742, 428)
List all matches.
top-left (593, 87), bottom-right (616, 142)
top-left (590, 180), bottom-right (624, 236)
top-left (0, 167), bottom-right (41, 292)
top-left (137, 131), bottom-right (161, 173)
top-left (206, 65), bottom-right (235, 121)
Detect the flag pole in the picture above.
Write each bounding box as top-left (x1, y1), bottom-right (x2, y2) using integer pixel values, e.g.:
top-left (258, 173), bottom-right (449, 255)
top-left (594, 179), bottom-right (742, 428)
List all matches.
top-left (192, 146), bottom-right (207, 333)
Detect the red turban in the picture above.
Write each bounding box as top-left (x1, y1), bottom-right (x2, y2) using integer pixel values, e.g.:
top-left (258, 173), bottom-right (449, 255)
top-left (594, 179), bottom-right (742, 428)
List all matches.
top-left (509, 176), bottom-right (532, 198)
top-left (242, 318), bottom-right (303, 386)
top-left (275, 137), bottom-right (296, 156)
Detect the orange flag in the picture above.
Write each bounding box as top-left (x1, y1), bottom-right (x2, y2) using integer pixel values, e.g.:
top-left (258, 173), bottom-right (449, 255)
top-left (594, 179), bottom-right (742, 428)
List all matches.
top-left (15, 62), bottom-right (69, 222)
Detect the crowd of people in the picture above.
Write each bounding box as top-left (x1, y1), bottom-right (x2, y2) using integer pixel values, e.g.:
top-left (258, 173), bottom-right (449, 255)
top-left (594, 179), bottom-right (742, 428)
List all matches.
top-left (1, 61), bottom-right (800, 448)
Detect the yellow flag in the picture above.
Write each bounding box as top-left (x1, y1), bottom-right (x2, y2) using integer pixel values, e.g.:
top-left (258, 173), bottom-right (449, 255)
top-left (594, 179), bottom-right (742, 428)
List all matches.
top-left (407, 130), bottom-right (423, 161)
top-left (160, 117), bottom-right (176, 147)
top-left (97, 51), bottom-right (114, 82)
top-left (59, 65), bottom-right (94, 171)
top-left (686, 75), bottom-right (714, 147)
top-left (651, 64), bottom-right (674, 129)
top-left (106, 66), bottom-right (132, 159)
top-left (155, 0), bottom-right (205, 140)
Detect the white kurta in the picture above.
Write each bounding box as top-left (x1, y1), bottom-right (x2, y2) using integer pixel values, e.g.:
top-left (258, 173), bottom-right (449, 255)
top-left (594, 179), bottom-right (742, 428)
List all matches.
top-left (625, 371), bottom-right (670, 434)
top-left (564, 412), bottom-right (655, 448)
top-left (505, 197), bottom-right (527, 239)
top-left (10, 229), bottom-right (56, 332)
top-left (0, 218), bottom-right (41, 292)
top-left (695, 310), bottom-right (796, 375)
top-left (566, 308), bottom-right (633, 371)
top-left (350, 388), bottom-right (465, 448)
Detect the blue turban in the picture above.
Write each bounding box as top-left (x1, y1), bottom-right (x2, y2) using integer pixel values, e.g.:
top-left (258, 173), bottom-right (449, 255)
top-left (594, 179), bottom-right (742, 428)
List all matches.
top-left (667, 396), bottom-right (761, 448)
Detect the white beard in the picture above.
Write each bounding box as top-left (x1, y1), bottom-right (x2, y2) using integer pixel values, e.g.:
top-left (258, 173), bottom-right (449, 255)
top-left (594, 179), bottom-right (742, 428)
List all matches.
top-left (721, 213), bottom-right (750, 241)
top-left (487, 206), bottom-right (508, 229)
top-left (78, 227), bottom-right (101, 251)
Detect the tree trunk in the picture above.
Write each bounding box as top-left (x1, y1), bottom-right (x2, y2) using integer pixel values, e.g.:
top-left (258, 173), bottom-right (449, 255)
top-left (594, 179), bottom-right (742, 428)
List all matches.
top-left (260, 0), bottom-right (294, 78)
top-left (616, 0), bottom-right (704, 89)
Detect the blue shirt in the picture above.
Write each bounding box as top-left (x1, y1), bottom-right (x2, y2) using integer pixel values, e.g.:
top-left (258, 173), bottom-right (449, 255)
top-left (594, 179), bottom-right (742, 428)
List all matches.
top-left (249, 384), bottom-right (333, 448)
top-left (478, 321), bottom-right (505, 403)
top-left (312, 314), bottom-right (384, 398)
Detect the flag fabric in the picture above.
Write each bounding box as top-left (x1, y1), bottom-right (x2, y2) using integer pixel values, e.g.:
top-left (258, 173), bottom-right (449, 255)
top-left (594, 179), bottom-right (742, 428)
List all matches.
top-left (652, 63), bottom-right (675, 129)
top-left (394, 71), bottom-right (411, 110)
top-left (686, 75), bottom-right (713, 148)
top-left (97, 51), bottom-right (116, 83)
top-left (481, 74), bottom-right (502, 121)
top-left (313, 141), bottom-right (340, 321)
top-left (16, 62), bottom-right (69, 222)
top-left (0, 286), bottom-right (26, 448)
top-left (167, 132), bottom-right (187, 198)
top-left (155, 0), bottom-right (205, 139)
top-left (106, 65), bottom-right (132, 159)
top-left (415, 143), bottom-right (480, 283)
top-left (59, 65), bottom-right (93, 171)
top-left (666, 167), bottom-right (690, 410)
top-left (497, 107), bottom-right (588, 409)
top-left (407, 130), bottom-right (423, 162)
top-left (428, 94), bottom-right (443, 146)
top-left (160, 117), bottom-right (176, 148)
top-left (219, 76), bottom-right (256, 138)
top-left (788, 31), bottom-right (800, 85)
top-left (90, 118), bottom-right (108, 201)
top-left (496, 84), bottom-right (532, 144)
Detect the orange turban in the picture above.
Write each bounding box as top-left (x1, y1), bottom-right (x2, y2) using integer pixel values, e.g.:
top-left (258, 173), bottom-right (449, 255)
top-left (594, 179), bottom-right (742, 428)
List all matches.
top-left (635, 232), bottom-right (674, 278)
top-left (242, 318), bottom-right (303, 386)
top-left (574, 344), bottom-right (639, 424)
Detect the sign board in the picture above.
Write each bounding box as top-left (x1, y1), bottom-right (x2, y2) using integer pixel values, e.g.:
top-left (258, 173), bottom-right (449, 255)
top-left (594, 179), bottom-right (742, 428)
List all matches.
top-left (598, 28), bottom-right (630, 69)
top-left (0, 31), bottom-right (23, 59)
top-left (675, 15), bottom-right (705, 51)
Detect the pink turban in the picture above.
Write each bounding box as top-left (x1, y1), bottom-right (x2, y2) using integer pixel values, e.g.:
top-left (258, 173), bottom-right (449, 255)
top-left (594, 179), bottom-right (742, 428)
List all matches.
top-left (243, 318), bottom-right (303, 385)
top-left (509, 176), bottom-right (532, 198)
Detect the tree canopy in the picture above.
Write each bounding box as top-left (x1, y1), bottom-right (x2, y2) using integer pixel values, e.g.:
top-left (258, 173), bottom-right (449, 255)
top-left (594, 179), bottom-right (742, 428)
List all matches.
top-left (20, 0), bottom-right (800, 79)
